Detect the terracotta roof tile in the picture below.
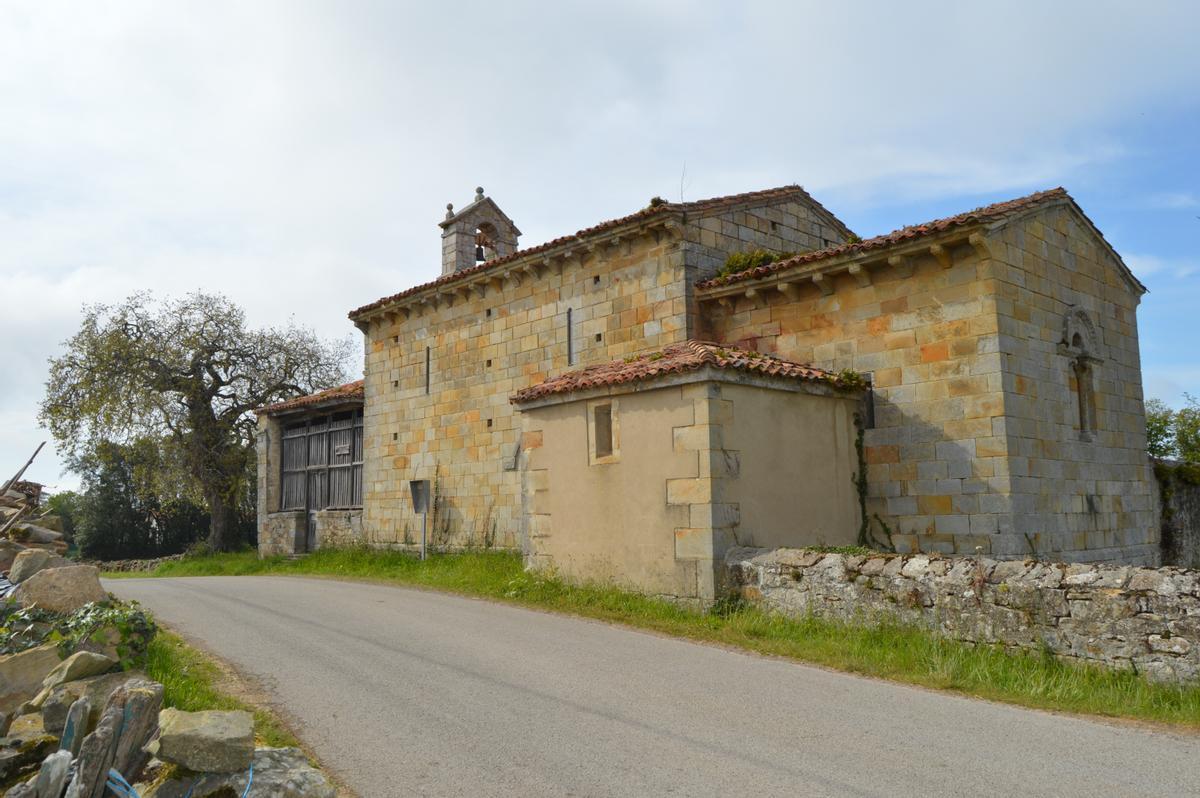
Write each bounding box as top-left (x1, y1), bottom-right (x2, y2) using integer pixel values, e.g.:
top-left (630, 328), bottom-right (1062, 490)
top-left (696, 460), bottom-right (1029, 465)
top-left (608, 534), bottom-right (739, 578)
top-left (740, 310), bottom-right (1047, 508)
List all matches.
top-left (511, 341), bottom-right (859, 403)
top-left (698, 187), bottom-right (1072, 290)
top-left (349, 185), bottom-right (845, 319)
top-left (257, 380), bottom-right (365, 416)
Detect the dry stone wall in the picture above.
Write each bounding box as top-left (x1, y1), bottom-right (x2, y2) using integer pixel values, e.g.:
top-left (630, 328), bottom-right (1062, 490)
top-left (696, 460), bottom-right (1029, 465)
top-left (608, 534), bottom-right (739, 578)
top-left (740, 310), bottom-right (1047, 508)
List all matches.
top-left (726, 547), bottom-right (1200, 682)
top-left (1158, 463), bottom-right (1200, 569)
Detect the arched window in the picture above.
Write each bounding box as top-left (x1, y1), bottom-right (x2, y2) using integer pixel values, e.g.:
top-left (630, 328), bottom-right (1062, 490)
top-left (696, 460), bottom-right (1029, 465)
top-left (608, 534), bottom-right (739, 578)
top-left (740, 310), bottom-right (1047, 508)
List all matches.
top-left (1061, 307), bottom-right (1100, 441)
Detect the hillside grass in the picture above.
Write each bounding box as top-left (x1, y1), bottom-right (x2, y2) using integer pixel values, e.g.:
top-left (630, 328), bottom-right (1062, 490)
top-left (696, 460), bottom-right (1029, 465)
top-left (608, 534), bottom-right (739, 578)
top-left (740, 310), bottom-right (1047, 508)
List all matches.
top-left (112, 548), bottom-right (1200, 729)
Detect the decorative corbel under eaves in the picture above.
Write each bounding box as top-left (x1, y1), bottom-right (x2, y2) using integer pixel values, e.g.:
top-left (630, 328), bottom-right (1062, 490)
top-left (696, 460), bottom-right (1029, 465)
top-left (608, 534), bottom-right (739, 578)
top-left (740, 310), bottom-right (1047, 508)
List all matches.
top-left (812, 272), bottom-right (834, 296)
top-left (930, 243), bottom-right (953, 269)
top-left (968, 232), bottom-right (993, 260)
top-left (848, 263), bottom-right (871, 287)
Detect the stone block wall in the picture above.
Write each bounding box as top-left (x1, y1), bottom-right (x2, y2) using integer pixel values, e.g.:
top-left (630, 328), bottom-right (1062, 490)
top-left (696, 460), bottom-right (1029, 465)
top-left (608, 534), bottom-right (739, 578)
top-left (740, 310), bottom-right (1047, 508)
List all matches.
top-left (727, 547), bottom-right (1200, 682)
top-left (703, 202), bottom-right (1157, 563)
top-left (359, 197), bottom-right (843, 550)
top-left (703, 241), bottom-right (1005, 555)
top-left (1158, 463), bottom-right (1200, 569)
top-left (987, 207), bottom-right (1156, 562)
top-left (362, 232), bottom-right (689, 549)
top-left (259, 512), bottom-right (304, 558)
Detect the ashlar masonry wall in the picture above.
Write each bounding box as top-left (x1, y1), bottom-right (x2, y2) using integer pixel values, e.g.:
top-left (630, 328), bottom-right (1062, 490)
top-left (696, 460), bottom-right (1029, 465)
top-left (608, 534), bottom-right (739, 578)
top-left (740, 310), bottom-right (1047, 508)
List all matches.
top-left (703, 203), bottom-right (1157, 563)
top-left (703, 239), bottom-right (1007, 555)
top-left (986, 206), bottom-right (1157, 563)
top-left (360, 232), bottom-right (686, 548)
top-left (357, 198), bottom-right (847, 550)
top-left (727, 547), bottom-right (1200, 682)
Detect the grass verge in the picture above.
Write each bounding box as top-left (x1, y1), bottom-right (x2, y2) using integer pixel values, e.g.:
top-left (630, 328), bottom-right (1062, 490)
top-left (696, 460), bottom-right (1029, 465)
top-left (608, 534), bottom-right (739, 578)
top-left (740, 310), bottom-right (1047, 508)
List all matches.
top-left (114, 548), bottom-right (1200, 729)
top-left (146, 629), bottom-right (298, 748)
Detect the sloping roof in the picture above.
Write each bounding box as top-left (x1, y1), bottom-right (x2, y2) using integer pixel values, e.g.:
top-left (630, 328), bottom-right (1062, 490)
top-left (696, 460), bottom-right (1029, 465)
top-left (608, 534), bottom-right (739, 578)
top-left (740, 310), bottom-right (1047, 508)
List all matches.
top-left (349, 185), bottom-right (849, 319)
top-left (257, 380), bottom-right (365, 416)
top-left (511, 341), bottom-right (857, 403)
top-left (697, 187), bottom-right (1144, 294)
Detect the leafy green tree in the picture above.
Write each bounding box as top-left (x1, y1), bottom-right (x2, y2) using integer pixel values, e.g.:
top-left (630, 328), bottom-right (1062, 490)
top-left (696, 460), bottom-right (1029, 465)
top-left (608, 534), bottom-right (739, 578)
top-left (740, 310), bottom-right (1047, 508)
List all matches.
top-left (44, 490), bottom-right (82, 547)
top-left (71, 439), bottom-right (214, 560)
top-left (41, 292), bottom-right (350, 551)
top-left (1145, 398), bottom-right (1177, 460)
top-left (1176, 394), bottom-right (1200, 463)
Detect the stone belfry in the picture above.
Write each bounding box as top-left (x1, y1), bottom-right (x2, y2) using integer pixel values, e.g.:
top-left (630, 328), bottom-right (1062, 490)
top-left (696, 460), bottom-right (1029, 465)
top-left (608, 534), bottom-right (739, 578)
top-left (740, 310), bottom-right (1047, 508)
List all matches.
top-left (439, 187), bottom-right (522, 275)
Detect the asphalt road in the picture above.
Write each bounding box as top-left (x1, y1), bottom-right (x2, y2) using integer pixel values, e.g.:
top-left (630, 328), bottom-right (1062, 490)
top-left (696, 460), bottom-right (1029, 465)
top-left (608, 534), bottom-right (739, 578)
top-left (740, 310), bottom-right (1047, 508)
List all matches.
top-left (106, 576), bottom-right (1200, 798)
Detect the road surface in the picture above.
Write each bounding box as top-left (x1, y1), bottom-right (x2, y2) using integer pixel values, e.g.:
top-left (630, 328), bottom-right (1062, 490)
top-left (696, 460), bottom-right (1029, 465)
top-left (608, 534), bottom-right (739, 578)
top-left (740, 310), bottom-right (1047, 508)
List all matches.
top-left (107, 576), bottom-right (1200, 797)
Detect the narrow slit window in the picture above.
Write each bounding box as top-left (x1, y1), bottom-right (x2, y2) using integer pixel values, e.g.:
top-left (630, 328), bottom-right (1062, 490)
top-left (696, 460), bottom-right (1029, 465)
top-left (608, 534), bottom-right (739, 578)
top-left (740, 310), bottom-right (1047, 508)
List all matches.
top-left (567, 308), bottom-right (575, 365)
top-left (1073, 357), bottom-right (1097, 440)
top-left (594, 404), bottom-right (613, 458)
top-left (424, 346), bottom-right (431, 395)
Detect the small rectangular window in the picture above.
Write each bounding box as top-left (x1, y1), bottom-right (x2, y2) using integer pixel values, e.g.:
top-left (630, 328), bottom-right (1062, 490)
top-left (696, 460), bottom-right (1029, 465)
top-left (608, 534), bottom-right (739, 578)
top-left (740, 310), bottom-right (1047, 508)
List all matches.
top-left (588, 399), bottom-right (619, 464)
top-left (424, 346), bottom-right (431, 395)
top-left (594, 404), bottom-right (613, 458)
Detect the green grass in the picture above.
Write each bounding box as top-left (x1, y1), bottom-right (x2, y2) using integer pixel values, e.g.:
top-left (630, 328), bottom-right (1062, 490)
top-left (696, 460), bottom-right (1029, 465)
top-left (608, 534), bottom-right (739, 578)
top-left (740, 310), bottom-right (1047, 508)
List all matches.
top-left (116, 548), bottom-right (1200, 729)
top-left (145, 630), bottom-right (297, 748)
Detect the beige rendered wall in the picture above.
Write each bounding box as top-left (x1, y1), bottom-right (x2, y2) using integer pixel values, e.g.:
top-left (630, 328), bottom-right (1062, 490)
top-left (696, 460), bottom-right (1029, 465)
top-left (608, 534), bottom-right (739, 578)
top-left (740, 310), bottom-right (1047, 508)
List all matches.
top-left (721, 383), bottom-right (860, 551)
top-left (520, 377), bottom-right (862, 602)
top-left (521, 386), bottom-right (698, 597)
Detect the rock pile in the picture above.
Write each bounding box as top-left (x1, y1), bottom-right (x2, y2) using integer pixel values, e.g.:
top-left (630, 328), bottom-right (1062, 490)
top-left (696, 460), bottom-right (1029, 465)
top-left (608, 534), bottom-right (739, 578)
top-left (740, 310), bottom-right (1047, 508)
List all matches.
top-left (0, 563), bottom-right (335, 797)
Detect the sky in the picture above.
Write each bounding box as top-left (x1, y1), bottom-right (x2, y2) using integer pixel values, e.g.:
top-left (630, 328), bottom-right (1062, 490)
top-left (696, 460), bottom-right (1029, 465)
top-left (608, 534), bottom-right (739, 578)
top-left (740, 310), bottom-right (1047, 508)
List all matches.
top-left (2, 1), bottom-right (1199, 492)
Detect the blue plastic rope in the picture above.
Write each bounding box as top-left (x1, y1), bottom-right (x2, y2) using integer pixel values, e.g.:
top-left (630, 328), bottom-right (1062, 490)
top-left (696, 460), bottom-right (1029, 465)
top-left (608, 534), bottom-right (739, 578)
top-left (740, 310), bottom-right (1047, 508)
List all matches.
top-left (106, 768), bottom-right (140, 798)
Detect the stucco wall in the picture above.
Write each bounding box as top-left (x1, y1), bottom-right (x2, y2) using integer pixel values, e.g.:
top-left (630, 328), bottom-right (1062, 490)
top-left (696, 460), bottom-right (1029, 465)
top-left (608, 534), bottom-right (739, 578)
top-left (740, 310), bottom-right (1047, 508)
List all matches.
top-left (521, 385), bottom-right (698, 597)
top-left (721, 383), bottom-right (860, 550)
top-left (519, 375), bottom-right (862, 601)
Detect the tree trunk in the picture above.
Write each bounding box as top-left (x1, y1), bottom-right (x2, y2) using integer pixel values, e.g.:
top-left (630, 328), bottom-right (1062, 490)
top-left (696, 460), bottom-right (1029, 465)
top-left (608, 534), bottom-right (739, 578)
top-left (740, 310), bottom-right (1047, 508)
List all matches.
top-left (206, 490), bottom-right (235, 552)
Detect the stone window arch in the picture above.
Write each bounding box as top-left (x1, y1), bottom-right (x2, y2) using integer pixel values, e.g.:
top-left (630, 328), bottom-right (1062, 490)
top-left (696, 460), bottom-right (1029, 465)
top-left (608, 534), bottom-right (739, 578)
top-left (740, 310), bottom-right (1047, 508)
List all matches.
top-left (1060, 306), bottom-right (1101, 441)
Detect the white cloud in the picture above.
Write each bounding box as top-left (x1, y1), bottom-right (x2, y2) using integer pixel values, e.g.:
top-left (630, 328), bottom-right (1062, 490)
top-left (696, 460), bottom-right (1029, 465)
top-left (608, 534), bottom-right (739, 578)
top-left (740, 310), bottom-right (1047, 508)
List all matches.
top-left (2, 1), bottom-right (1200, 484)
top-left (1125, 254), bottom-right (1200, 281)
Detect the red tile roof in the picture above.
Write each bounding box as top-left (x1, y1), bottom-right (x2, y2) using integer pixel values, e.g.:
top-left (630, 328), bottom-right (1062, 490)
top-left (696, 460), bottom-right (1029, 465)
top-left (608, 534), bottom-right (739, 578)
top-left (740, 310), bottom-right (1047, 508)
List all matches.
top-left (511, 341), bottom-right (859, 403)
top-left (349, 185), bottom-right (847, 319)
top-left (698, 187), bottom-right (1076, 290)
top-left (257, 380), bottom-right (365, 415)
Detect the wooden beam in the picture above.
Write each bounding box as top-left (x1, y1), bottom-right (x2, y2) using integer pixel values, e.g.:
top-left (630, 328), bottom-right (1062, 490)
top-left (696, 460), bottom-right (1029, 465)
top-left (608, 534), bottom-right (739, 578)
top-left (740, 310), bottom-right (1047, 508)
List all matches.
top-left (887, 254), bottom-right (914, 278)
top-left (930, 243), bottom-right (953, 269)
top-left (812, 273), bottom-right (834, 296)
top-left (848, 263), bottom-right (871, 287)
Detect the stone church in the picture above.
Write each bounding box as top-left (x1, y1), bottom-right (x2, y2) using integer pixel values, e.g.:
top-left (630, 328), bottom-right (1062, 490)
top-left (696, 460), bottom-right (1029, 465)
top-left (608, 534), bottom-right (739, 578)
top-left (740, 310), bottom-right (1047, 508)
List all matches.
top-left (256, 184), bottom-right (1157, 602)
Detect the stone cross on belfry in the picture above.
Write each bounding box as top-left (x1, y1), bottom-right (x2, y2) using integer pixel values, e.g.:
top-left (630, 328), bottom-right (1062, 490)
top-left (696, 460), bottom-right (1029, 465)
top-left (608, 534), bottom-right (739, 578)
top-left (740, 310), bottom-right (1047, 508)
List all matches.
top-left (438, 187), bottom-right (522, 275)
